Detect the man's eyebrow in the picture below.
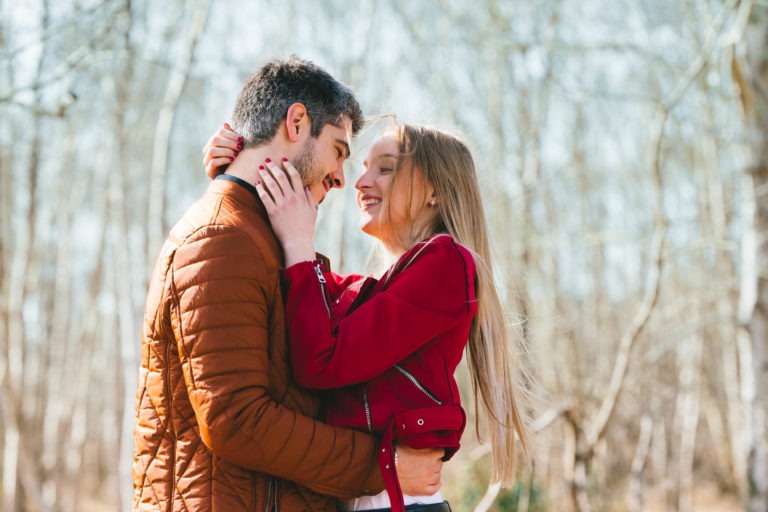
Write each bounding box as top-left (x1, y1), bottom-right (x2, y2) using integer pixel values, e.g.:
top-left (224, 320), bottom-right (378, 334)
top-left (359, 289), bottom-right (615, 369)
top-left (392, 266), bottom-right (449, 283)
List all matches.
top-left (336, 139), bottom-right (351, 159)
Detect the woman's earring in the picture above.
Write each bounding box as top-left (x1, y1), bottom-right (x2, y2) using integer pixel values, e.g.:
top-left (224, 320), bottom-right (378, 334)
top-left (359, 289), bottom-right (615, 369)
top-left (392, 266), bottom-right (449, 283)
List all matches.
top-left (429, 200), bottom-right (437, 207)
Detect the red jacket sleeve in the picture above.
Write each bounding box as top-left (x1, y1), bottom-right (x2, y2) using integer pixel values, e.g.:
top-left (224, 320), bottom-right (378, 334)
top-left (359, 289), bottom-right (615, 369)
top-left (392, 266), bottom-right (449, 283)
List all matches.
top-left (283, 236), bottom-right (475, 389)
top-left (325, 270), bottom-right (364, 302)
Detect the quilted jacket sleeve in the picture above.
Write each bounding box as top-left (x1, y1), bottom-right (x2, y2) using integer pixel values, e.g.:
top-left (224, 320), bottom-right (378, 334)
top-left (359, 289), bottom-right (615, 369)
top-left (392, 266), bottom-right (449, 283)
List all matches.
top-left (283, 236), bottom-right (476, 389)
top-left (170, 225), bottom-right (383, 499)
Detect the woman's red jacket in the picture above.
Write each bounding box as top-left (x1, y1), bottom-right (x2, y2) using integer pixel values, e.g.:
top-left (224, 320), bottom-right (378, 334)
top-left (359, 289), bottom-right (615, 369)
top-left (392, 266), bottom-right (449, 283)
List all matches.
top-left (282, 234), bottom-right (478, 509)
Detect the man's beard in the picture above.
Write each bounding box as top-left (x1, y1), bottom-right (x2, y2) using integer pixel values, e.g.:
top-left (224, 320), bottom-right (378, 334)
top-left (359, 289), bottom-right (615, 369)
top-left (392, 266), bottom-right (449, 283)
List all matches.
top-left (292, 137), bottom-right (323, 186)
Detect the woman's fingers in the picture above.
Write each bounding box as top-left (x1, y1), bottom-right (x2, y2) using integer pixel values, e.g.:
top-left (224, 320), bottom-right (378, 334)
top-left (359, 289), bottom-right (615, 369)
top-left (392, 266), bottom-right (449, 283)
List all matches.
top-left (203, 124), bottom-right (242, 150)
top-left (222, 123), bottom-right (243, 143)
top-left (202, 126), bottom-right (242, 157)
top-left (254, 180), bottom-right (275, 214)
top-left (202, 135), bottom-right (238, 156)
top-left (257, 163), bottom-right (283, 203)
top-left (264, 159), bottom-right (293, 194)
top-left (257, 158), bottom-right (317, 213)
top-left (281, 160), bottom-right (304, 194)
top-left (254, 168), bottom-right (278, 211)
top-left (204, 146), bottom-right (236, 165)
top-left (303, 185), bottom-right (315, 207)
top-left (205, 153), bottom-right (234, 179)
top-left (205, 157), bottom-right (235, 177)
top-left (202, 124), bottom-right (244, 178)
top-left (269, 159), bottom-right (313, 210)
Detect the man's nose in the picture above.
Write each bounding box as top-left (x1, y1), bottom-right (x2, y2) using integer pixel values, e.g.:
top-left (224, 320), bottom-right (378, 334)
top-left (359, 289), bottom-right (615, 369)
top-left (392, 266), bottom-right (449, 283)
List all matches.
top-left (331, 162), bottom-right (345, 189)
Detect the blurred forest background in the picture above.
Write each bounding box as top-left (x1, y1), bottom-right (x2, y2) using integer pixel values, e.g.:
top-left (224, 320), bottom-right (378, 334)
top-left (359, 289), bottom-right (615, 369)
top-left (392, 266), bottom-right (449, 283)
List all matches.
top-left (2, 0), bottom-right (768, 511)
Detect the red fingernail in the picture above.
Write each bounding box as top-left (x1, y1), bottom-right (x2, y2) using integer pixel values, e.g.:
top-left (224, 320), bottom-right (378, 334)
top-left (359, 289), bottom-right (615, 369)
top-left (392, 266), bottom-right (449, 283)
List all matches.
top-left (258, 165), bottom-right (265, 170)
top-left (229, 157), bottom-right (234, 162)
top-left (265, 157), bottom-right (271, 163)
top-left (224, 123), bottom-right (231, 129)
top-left (237, 144), bottom-right (243, 151)
top-left (256, 181), bottom-right (261, 185)
top-left (281, 157), bottom-right (288, 162)
top-left (237, 136), bottom-right (243, 143)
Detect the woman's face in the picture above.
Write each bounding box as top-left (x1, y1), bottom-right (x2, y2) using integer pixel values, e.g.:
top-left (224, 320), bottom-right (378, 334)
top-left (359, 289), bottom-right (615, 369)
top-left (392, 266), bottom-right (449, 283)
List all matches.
top-left (355, 135), bottom-right (434, 252)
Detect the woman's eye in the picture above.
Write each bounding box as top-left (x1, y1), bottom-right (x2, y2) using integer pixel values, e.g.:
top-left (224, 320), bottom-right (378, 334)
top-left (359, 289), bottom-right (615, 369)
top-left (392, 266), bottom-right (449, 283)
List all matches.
top-left (380, 168), bottom-right (394, 174)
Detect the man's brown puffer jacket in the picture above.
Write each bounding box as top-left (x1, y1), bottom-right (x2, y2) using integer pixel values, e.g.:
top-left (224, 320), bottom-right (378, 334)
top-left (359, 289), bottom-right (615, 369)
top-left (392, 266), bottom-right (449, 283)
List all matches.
top-left (132, 177), bottom-right (383, 511)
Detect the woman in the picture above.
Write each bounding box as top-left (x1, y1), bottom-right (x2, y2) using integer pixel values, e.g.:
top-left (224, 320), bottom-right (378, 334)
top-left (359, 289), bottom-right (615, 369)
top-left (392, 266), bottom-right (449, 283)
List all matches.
top-left (204, 124), bottom-right (530, 511)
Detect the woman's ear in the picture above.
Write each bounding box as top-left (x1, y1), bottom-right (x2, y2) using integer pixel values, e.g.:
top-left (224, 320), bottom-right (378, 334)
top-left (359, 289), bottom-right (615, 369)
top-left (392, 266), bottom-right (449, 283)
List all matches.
top-left (284, 103), bottom-right (309, 142)
top-left (427, 186), bottom-right (438, 207)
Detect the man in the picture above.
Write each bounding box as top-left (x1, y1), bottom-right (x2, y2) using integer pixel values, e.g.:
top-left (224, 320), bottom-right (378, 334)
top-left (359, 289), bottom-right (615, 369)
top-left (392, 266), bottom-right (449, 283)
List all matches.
top-left (133, 56), bottom-right (442, 511)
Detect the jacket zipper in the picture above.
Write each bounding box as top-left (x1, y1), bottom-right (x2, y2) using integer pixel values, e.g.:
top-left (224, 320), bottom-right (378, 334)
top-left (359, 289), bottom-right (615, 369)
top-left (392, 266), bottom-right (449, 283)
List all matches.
top-left (363, 386), bottom-right (374, 433)
top-left (264, 477), bottom-right (280, 512)
top-left (394, 364), bottom-right (442, 405)
top-left (251, 472), bottom-right (257, 511)
top-left (273, 479), bottom-right (280, 512)
top-left (166, 342), bottom-right (176, 508)
top-left (264, 477), bottom-right (272, 512)
top-left (313, 263), bottom-right (331, 318)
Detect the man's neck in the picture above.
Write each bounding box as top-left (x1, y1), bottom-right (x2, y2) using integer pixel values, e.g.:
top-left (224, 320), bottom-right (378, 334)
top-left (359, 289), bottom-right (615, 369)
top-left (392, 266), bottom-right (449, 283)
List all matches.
top-left (225, 145), bottom-right (287, 185)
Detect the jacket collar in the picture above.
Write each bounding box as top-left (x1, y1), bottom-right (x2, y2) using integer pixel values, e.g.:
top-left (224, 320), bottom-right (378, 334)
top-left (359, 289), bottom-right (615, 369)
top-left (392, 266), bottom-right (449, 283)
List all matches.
top-left (206, 176), bottom-right (331, 271)
top-left (208, 175), bottom-right (268, 219)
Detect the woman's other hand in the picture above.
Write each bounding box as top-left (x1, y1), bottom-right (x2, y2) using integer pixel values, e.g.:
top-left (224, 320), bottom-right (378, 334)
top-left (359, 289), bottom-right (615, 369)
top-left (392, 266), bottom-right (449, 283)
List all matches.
top-left (396, 446), bottom-right (444, 496)
top-left (256, 159), bottom-right (317, 266)
top-left (202, 123), bottom-right (243, 179)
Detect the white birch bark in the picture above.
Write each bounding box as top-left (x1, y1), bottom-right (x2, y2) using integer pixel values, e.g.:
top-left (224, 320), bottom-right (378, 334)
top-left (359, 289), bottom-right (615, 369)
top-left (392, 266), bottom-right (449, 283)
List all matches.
top-left (675, 334), bottom-right (703, 512)
top-left (145, 0), bottom-right (211, 264)
top-left (40, 113), bottom-right (86, 508)
top-left (735, 3), bottom-right (768, 509)
top-left (627, 415), bottom-right (653, 512)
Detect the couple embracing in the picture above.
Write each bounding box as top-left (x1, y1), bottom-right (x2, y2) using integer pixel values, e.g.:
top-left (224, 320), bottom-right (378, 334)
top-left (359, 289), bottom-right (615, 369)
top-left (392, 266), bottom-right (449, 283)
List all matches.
top-left (132, 56), bottom-right (530, 512)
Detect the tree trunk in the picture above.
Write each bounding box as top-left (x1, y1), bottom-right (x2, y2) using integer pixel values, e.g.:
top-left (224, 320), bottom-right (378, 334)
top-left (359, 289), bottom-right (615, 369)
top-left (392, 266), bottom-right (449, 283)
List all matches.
top-left (2, 2), bottom-right (49, 508)
top-left (675, 334), bottom-right (703, 512)
top-left (735, 4), bottom-right (768, 510)
top-left (146, 0), bottom-right (211, 264)
top-left (627, 415), bottom-right (653, 512)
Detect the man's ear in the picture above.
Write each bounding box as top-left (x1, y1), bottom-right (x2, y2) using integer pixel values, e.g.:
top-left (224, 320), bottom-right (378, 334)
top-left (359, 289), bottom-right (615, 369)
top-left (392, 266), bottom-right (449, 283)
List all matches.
top-left (285, 103), bottom-right (309, 142)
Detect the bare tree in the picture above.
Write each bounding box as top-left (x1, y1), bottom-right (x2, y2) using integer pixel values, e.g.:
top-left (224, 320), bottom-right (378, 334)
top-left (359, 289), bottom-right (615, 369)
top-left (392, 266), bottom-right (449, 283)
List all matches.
top-left (733, 1), bottom-right (768, 509)
top-left (0, 1), bottom-right (760, 510)
top-left (146, 0), bottom-right (211, 263)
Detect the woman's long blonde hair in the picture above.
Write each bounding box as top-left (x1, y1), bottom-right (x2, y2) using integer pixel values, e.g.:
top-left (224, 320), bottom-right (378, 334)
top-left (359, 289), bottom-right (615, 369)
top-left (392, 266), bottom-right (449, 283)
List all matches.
top-left (379, 124), bottom-right (531, 485)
